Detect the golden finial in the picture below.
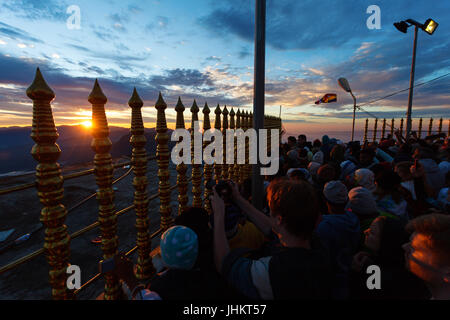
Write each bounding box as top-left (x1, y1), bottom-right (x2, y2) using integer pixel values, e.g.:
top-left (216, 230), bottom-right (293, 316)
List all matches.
top-left (128, 87), bottom-right (143, 108)
top-left (26, 67), bottom-right (55, 101)
top-left (88, 79), bottom-right (107, 104)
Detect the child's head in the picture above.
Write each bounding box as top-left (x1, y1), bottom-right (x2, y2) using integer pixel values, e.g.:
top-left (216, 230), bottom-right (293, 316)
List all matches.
top-left (160, 226), bottom-right (198, 270)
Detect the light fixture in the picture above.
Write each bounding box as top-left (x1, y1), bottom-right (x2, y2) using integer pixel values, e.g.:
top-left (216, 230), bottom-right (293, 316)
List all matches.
top-left (394, 21), bottom-right (409, 33)
top-left (423, 18), bottom-right (438, 35)
top-left (337, 77), bottom-right (357, 141)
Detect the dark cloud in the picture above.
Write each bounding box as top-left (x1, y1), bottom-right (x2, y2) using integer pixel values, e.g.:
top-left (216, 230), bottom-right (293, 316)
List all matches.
top-left (198, 0), bottom-right (450, 51)
top-left (0, 22), bottom-right (43, 43)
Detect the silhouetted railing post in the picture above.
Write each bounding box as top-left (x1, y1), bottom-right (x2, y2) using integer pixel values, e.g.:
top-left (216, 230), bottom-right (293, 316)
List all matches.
top-left (155, 93), bottom-right (173, 231)
top-left (236, 109), bottom-right (243, 184)
top-left (363, 119), bottom-right (368, 143)
top-left (129, 88), bottom-right (154, 281)
top-left (202, 103), bottom-right (213, 213)
top-left (372, 118), bottom-right (378, 143)
top-left (418, 118), bottom-right (423, 138)
top-left (175, 97), bottom-right (188, 215)
top-left (390, 118), bottom-right (395, 137)
top-left (229, 108), bottom-right (236, 181)
top-left (248, 112), bottom-right (253, 180)
top-left (27, 68), bottom-right (71, 300)
top-left (400, 118), bottom-right (404, 137)
top-left (438, 118), bottom-right (443, 135)
top-left (88, 79), bottom-right (120, 300)
top-left (190, 100), bottom-right (202, 208)
top-left (428, 118), bottom-right (433, 136)
top-left (243, 111), bottom-right (250, 181)
top-left (214, 104), bottom-right (222, 182)
top-left (222, 106), bottom-right (229, 180)
top-left (381, 118), bottom-right (386, 140)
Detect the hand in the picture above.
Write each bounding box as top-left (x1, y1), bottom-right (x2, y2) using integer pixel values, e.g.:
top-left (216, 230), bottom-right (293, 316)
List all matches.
top-left (351, 251), bottom-right (372, 272)
top-left (410, 160), bottom-right (425, 178)
top-left (227, 180), bottom-right (242, 201)
top-left (210, 186), bottom-right (225, 218)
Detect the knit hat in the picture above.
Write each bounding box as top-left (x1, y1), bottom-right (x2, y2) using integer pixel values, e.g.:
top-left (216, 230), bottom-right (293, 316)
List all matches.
top-left (323, 180), bottom-right (348, 205)
top-left (354, 168), bottom-right (376, 192)
top-left (308, 161), bottom-right (321, 176)
top-left (160, 226), bottom-right (198, 270)
top-left (348, 186), bottom-right (378, 216)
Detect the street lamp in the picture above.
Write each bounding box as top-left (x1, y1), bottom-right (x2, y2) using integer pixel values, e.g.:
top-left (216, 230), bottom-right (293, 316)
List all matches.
top-left (338, 77), bottom-right (357, 141)
top-left (394, 18), bottom-right (439, 139)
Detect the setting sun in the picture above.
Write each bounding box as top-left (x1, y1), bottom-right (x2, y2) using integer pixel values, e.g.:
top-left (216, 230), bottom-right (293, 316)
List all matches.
top-left (81, 120), bottom-right (92, 128)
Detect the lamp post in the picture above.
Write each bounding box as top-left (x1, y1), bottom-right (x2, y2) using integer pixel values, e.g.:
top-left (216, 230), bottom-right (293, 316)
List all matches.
top-left (394, 18), bottom-right (438, 139)
top-left (251, 0), bottom-right (265, 210)
top-left (338, 78), bottom-right (357, 141)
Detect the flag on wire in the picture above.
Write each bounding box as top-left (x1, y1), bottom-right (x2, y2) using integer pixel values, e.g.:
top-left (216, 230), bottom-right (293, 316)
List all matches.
top-left (315, 93), bottom-right (337, 104)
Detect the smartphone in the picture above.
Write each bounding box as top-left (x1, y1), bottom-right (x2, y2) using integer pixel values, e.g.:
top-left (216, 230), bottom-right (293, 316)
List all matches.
top-left (98, 257), bottom-right (115, 274)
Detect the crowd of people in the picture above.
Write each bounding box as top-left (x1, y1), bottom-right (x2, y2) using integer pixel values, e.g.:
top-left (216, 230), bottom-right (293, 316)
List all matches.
top-left (112, 131), bottom-right (450, 300)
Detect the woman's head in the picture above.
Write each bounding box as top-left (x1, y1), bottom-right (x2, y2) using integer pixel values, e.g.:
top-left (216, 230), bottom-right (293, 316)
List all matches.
top-left (364, 216), bottom-right (409, 265)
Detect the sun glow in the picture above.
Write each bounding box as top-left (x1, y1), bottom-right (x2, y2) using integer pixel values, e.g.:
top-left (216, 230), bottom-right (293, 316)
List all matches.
top-left (81, 120), bottom-right (92, 128)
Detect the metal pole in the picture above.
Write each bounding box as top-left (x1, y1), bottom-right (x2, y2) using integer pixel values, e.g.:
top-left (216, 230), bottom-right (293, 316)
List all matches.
top-left (406, 25), bottom-right (418, 139)
top-left (351, 93), bottom-right (356, 141)
top-left (251, 0), bottom-right (265, 210)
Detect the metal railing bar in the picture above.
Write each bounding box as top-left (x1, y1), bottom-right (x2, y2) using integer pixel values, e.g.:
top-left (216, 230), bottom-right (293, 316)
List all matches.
top-left (0, 155), bottom-right (157, 196)
top-left (72, 227), bottom-right (163, 296)
top-left (0, 175), bottom-right (193, 275)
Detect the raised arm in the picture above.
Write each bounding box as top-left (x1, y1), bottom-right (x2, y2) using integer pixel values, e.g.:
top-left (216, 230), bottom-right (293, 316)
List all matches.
top-left (229, 181), bottom-right (273, 236)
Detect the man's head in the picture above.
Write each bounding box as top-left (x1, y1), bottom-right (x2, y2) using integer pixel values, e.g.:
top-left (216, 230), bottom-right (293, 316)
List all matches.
top-left (266, 179), bottom-right (319, 242)
top-left (287, 136), bottom-right (296, 149)
top-left (359, 148), bottom-right (375, 167)
top-left (323, 180), bottom-right (349, 213)
top-left (297, 134), bottom-right (307, 147)
top-left (404, 214), bottom-right (450, 291)
top-left (348, 186), bottom-right (378, 218)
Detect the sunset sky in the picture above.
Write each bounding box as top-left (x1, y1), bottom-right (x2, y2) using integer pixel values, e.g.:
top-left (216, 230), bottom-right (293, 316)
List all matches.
top-left (0, 0), bottom-right (449, 141)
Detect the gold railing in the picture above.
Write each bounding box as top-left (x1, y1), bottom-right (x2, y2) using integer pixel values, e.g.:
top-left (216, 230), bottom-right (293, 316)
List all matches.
top-left (362, 117), bottom-right (449, 143)
top-left (0, 68), bottom-right (282, 300)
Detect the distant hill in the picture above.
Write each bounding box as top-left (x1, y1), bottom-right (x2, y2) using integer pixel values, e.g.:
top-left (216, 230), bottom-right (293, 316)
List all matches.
top-left (0, 126), bottom-right (174, 174)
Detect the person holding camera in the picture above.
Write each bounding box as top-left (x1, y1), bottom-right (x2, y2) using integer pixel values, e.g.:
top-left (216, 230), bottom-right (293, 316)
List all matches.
top-left (210, 179), bottom-right (332, 299)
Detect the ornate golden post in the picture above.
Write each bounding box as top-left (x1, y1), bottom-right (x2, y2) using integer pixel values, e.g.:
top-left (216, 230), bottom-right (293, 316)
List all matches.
top-left (438, 118), bottom-right (443, 135)
top-left (155, 93), bottom-right (173, 230)
top-left (27, 68), bottom-right (70, 300)
top-left (129, 88), bottom-right (154, 281)
top-left (428, 118), bottom-right (433, 136)
top-left (203, 103), bottom-right (213, 213)
top-left (214, 104), bottom-right (222, 182)
top-left (418, 118), bottom-right (423, 138)
top-left (235, 109), bottom-right (242, 184)
top-left (175, 97), bottom-right (188, 215)
top-left (88, 79), bottom-right (120, 300)
top-left (372, 118), bottom-right (378, 143)
top-left (363, 119), bottom-right (368, 143)
top-left (390, 118), bottom-right (395, 137)
top-left (247, 112), bottom-right (253, 179)
top-left (381, 119), bottom-right (386, 140)
top-left (242, 111), bottom-right (250, 181)
top-left (190, 100), bottom-right (202, 208)
top-left (229, 108), bottom-right (236, 181)
top-left (222, 106), bottom-right (229, 180)
top-left (400, 118), bottom-right (404, 137)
